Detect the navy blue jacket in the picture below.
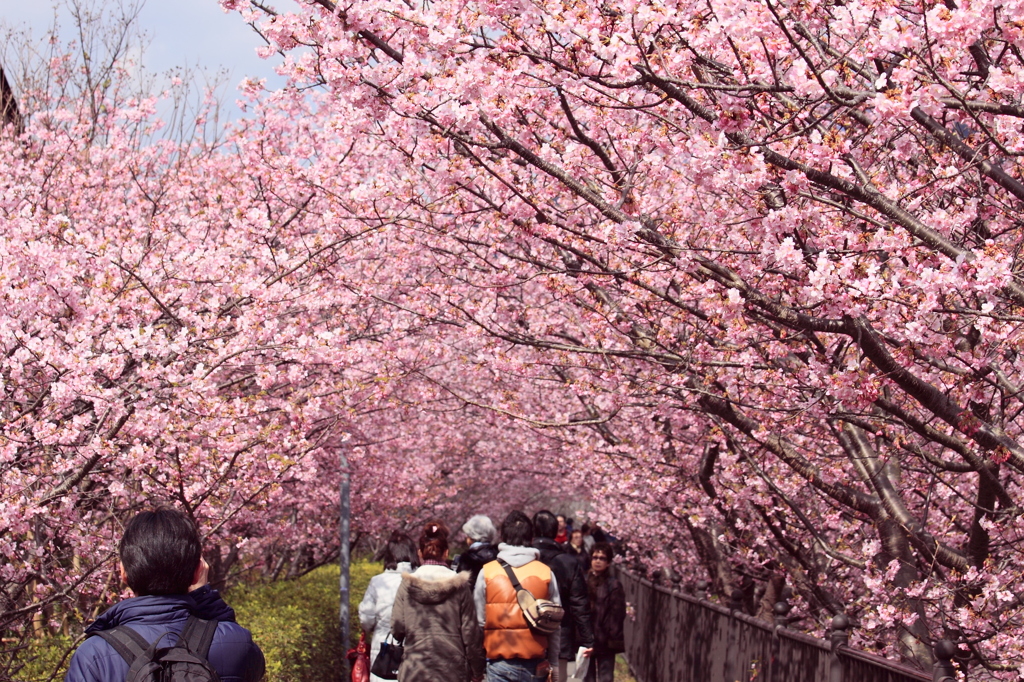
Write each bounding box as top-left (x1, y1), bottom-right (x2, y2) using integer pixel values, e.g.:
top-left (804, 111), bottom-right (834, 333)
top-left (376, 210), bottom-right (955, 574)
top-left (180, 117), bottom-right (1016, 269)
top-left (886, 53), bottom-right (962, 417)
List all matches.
top-left (65, 586), bottom-right (264, 682)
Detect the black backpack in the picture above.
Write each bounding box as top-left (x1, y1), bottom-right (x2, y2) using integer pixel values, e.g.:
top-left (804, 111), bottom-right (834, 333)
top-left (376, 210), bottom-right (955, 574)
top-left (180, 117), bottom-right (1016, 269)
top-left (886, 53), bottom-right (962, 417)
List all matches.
top-left (93, 615), bottom-right (220, 682)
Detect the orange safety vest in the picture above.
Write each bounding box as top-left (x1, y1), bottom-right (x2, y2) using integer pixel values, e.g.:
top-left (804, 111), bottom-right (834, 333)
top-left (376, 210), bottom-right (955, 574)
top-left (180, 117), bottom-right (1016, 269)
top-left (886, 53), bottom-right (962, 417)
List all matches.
top-left (482, 559), bottom-right (553, 660)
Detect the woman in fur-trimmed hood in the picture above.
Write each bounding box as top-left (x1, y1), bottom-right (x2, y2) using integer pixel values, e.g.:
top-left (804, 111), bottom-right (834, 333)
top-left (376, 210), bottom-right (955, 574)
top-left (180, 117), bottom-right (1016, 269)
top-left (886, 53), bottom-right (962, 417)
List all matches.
top-left (390, 520), bottom-right (485, 682)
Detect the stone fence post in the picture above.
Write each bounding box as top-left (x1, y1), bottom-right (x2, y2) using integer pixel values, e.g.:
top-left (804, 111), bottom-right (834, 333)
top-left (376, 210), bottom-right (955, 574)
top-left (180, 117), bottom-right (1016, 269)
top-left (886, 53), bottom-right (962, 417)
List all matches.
top-left (932, 641), bottom-right (956, 682)
top-left (829, 614), bottom-right (850, 682)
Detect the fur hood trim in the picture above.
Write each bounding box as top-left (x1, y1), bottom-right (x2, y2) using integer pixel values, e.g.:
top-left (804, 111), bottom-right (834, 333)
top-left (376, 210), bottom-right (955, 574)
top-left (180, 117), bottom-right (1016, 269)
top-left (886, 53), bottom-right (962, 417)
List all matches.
top-left (402, 570), bottom-right (472, 605)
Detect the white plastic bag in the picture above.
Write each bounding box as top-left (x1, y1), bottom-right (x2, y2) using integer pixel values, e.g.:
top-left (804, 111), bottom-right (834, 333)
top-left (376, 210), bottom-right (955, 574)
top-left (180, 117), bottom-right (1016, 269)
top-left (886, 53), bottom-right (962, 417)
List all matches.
top-left (570, 647), bottom-right (590, 681)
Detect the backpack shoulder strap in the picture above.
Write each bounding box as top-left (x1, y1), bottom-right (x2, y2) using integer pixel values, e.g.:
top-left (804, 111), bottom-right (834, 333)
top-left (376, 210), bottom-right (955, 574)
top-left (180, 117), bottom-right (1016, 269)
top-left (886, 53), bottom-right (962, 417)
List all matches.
top-left (93, 626), bottom-right (151, 667)
top-left (178, 615), bottom-right (218, 659)
top-left (499, 559), bottom-right (534, 596)
top-left (126, 638), bottom-right (169, 682)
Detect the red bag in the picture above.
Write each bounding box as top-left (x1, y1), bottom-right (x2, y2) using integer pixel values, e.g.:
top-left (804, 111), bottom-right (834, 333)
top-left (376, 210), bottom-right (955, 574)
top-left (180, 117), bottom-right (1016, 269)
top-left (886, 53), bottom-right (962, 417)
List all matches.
top-left (347, 632), bottom-right (371, 682)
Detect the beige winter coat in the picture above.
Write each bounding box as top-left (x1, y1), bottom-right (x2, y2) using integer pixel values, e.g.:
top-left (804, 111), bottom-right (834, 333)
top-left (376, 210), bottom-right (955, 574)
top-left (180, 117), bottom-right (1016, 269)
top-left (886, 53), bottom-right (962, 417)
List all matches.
top-left (390, 565), bottom-right (485, 682)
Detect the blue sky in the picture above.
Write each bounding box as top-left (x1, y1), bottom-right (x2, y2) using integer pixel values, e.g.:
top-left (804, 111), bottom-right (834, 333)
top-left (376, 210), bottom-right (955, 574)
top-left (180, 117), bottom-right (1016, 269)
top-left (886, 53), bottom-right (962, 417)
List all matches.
top-left (0, 0), bottom-right (289, 103)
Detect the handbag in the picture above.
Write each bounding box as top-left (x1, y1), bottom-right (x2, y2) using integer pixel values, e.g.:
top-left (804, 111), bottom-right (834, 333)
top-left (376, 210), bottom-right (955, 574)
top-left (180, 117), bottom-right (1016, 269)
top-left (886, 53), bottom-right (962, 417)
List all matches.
top-left (347, 632), bottom-right (370, 682)
top-left (499, 560), bottom-right (565, 635)
top-left (370, 632), bottom-right (404, 680)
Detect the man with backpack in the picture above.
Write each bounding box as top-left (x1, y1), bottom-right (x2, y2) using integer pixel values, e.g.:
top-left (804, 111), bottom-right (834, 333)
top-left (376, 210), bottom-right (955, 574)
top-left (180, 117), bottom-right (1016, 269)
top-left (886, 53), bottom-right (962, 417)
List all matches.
top-left (474, 511), bottom-right (562, 682)
top-left (65, 507), bottom-right (265, 682)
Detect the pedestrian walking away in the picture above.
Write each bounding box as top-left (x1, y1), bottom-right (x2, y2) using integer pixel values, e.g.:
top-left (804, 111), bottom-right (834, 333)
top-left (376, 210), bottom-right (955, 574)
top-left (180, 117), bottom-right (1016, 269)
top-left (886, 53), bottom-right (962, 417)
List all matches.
top-left (453, 514), bottom-right (499, 590)
top-left (390, 520), bottom-right (485, 682)
top-left (359, 530), bottom-right (419, 681)
top-left (475, 510), bottom-right (562, 682)
top-left (533, 510), bottom-right (593, 682)
top-left (65, 507), bottom-right (265, 682)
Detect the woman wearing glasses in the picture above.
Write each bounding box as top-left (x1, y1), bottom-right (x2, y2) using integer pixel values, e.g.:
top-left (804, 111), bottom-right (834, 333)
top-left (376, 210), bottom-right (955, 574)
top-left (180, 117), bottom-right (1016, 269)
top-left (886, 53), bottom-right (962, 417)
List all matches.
top-left (585, 543), bottom-right (625, 682)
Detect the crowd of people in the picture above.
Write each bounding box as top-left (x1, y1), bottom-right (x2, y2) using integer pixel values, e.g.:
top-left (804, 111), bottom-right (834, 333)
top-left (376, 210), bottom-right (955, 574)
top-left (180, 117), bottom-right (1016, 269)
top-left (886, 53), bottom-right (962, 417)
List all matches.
top-left (359, 511), bottom-right (626, 682)
top-left (58, 506), bottom-right (622, 682)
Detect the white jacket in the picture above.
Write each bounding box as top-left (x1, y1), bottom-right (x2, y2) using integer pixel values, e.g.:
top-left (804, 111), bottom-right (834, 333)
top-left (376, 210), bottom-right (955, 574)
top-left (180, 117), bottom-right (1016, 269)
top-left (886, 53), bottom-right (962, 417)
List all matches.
top-left (359, 562), bottom-right (413, 681)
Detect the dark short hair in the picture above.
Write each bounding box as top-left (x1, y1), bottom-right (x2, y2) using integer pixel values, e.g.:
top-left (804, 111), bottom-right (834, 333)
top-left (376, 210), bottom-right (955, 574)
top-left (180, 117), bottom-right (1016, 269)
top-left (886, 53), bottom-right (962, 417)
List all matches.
top-left (419, 520), bottom-right (449, 562)
top-left (382, 531), bottom-right (418, 570)
top-left (501, 511), bottom-right (533, 546)
top-left (119, 507), bottom-right (202, 595)
top-left (532, 510), bottom-right (558, 540)
top-left (591, 542), bottom-right (615, 560)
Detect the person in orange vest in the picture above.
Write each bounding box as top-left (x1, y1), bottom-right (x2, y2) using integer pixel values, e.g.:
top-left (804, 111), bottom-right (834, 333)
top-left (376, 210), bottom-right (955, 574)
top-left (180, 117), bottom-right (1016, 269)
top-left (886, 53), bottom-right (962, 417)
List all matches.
top-left (474, 511), bottom-right (562, 682)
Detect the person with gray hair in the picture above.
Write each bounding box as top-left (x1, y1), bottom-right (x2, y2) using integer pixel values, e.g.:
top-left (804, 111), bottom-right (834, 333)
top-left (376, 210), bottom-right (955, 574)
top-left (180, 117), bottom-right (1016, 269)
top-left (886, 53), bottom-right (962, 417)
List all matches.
top-left (463, 515), bottom-right (497, 544)
top-left (453, 514), bottom-right (498, 588)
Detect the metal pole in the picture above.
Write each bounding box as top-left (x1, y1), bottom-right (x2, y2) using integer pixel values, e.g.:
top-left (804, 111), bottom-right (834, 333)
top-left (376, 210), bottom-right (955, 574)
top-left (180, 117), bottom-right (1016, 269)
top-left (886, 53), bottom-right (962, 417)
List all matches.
top-left (340, 447), bottom-right (351, 680)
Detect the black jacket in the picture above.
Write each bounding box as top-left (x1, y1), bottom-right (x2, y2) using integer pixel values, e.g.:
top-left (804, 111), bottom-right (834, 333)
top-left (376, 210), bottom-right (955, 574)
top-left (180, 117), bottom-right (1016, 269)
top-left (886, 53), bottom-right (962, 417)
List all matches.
top-left (565, 544), bottom-right (590, 573)
top-left (453, 541), bottom-right (498, 589)
top-left (534, 537), bottom-right (594, 659)
top-left (587, 572), bottom-right (625, 655)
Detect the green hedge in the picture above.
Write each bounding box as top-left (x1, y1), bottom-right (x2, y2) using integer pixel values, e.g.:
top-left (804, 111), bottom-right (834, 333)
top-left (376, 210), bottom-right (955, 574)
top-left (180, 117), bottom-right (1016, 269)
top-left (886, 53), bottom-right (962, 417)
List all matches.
top-left (11, 560), bottom-right (381, 682)
top-left (6, 634), bottom-right (77, 682)
top-left (229, 559), bottom-right (380, 682)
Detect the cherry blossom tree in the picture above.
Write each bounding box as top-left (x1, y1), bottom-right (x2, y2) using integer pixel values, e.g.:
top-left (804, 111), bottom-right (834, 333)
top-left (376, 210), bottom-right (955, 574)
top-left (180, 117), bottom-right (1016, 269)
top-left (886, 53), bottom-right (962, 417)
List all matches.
top-left (0, 18), bottom-right (571, 678)
top-left (210, 0), bottom-right (1024, 675)
top-left (9, 0), bottom-right (1024, 676)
